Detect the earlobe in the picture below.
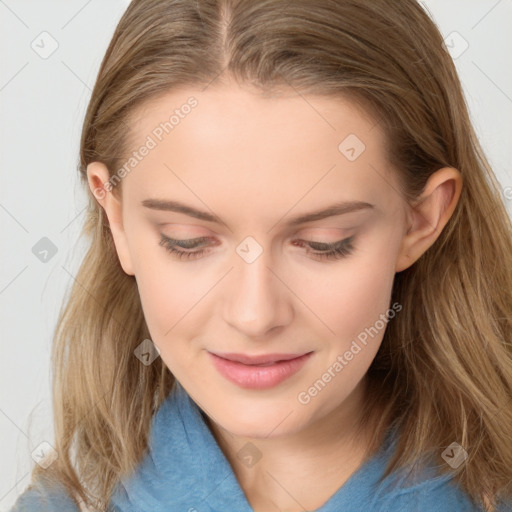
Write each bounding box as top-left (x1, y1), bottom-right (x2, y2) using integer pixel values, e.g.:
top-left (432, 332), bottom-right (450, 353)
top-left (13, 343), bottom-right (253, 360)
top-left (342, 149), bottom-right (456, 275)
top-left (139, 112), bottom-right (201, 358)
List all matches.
top-left (86, 162), bottom-right (135, 276)
top-left (395, 167), bottom-right (462, 273)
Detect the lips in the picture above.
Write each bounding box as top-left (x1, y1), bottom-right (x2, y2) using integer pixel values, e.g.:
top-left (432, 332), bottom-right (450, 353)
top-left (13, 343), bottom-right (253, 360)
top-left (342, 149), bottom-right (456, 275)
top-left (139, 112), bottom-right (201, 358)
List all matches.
top-left (209, 352), bottom-right (311, 365)
top-left (208, 351), bottom-right (314, 389)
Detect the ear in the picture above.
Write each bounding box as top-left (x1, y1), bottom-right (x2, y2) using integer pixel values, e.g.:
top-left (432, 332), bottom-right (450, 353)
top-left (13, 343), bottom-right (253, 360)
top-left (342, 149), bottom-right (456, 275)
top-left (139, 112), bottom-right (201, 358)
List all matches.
top-left (86, 162), bottom-right (135, 276)
top-left (395, 167), bottom-right (462, 273)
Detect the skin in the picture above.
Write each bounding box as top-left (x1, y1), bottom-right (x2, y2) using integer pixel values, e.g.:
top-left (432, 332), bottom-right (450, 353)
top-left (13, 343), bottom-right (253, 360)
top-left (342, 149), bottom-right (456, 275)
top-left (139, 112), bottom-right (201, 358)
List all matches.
top-left (87, 80), bottom-right (462, 511)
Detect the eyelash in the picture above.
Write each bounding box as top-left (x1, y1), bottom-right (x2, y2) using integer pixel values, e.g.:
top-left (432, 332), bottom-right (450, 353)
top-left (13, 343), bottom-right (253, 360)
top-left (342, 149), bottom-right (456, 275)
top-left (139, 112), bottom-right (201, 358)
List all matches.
top-left (158, 235), bottom-right (355, 261)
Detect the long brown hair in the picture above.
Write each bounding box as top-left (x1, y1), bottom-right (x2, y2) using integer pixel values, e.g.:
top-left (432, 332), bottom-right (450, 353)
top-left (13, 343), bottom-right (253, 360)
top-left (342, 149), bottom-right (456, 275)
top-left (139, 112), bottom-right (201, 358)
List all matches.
top-left (25, 0), bottom-right (512, 510)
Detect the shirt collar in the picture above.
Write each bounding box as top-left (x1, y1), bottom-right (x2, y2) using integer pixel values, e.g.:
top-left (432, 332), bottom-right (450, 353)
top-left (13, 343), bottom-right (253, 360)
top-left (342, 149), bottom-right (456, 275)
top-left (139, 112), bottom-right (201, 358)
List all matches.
top-left (110, 380), bottom-right (418, 512)
top-left (110, 380), bottom-right (253, 511)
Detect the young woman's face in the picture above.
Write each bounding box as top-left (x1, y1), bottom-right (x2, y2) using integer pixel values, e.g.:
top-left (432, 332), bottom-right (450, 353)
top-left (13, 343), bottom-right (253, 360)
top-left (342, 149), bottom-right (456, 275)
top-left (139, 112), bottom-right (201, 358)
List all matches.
top-left (96, 83), bottom-right (413, 438)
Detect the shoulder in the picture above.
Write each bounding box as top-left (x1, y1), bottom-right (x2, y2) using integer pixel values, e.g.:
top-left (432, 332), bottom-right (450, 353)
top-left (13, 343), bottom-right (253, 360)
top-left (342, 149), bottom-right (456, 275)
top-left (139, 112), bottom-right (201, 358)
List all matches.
top-left (9, 479), bottom-right (81, 512)
top-left (384, 479), bottom-right (484, 511)
top-left (371, 464), bottom-right (491, 512)
top-left (366, 430), bottom-right (491, 511)
top-left (385, 478), bottom-right (512, 512)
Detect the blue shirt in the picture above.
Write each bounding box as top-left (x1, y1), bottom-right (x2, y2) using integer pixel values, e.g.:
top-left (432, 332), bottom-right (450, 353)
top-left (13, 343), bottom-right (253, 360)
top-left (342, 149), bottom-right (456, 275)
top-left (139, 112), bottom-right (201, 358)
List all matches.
top-left (9, 380), bottom-right (500, 511)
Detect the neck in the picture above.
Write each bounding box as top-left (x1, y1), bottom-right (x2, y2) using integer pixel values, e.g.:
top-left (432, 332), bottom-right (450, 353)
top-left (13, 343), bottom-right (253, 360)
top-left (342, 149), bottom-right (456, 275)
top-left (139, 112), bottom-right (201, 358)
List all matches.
top-left (203, 376), bottom-right (387, 511)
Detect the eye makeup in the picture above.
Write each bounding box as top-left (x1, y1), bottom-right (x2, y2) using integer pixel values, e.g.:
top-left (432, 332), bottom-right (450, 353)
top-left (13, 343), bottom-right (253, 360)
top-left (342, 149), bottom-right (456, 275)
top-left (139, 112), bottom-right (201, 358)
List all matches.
top-left (158, 234), bottom-right (355, 262)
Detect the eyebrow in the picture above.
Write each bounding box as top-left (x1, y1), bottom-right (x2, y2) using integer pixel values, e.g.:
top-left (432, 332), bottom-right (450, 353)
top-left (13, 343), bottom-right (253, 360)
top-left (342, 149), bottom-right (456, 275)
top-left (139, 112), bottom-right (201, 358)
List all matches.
top-left (141, 198), bottom-right (375, 226)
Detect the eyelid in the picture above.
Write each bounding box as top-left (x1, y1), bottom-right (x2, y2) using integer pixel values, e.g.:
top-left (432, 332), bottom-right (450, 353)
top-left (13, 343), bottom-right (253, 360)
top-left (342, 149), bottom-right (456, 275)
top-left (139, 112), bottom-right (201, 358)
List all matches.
top-left (163, 235), bottom-right (211, 247)
top-left (163, 233), bottom-right (347, 245)
top-left (159, 233), bottom-right (355, 251)
top-left (159, 233), bottom-right (356, 263)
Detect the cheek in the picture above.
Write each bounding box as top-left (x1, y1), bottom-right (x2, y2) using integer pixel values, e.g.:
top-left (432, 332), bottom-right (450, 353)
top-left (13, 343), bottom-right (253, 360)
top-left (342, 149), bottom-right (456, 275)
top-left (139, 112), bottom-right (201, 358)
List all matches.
top-left (295, 243), bottom-right (397, 341)
top-left (134, 263), bottom-right (207, 379)
top-left (136, 266), bottom-right (195, 341)
top-left (128, 232), bottom-right (196, 341)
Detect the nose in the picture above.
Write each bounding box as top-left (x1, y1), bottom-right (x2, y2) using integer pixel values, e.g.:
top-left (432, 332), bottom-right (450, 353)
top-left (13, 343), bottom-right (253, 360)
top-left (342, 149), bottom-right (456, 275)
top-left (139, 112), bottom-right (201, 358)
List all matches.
top-left (222, 245), bottom-right (293, 339)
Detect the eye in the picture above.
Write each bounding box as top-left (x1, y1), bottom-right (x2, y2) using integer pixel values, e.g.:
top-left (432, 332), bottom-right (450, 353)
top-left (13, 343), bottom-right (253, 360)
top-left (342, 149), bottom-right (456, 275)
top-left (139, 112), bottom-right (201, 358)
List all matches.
top-left (291, 237), bottom-right (355, 261)
top-left (159, 234), bottom-right (355, 261)
top-left (159, 235), bottom-right (212, 260)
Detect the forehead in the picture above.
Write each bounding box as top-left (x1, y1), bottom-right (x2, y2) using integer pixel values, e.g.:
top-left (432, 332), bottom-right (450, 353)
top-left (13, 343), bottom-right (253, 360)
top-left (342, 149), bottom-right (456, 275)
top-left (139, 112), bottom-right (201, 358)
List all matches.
top-left (127, 82), bottom-right (382, 153)
top-left (120, 83), bottom-right (399, 224)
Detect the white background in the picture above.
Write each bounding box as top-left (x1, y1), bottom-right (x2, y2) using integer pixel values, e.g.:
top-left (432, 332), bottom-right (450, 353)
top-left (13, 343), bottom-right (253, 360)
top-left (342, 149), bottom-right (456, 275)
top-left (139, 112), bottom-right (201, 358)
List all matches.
top-left (1, 1), bottom-right (511, 510)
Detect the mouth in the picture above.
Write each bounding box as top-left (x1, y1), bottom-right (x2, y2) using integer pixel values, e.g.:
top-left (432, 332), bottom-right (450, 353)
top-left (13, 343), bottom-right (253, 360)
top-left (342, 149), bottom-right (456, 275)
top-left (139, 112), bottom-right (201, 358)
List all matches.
top-left (208, 351), bottom-right (312, 365)
top-left (207, 351), bottom-right (314, 389)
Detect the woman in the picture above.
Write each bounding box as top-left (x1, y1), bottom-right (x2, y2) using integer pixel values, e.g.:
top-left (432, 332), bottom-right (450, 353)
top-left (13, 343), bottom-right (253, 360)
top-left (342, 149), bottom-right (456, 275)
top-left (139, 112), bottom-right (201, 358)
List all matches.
top-left (10, 0), bottom-right (512, 510)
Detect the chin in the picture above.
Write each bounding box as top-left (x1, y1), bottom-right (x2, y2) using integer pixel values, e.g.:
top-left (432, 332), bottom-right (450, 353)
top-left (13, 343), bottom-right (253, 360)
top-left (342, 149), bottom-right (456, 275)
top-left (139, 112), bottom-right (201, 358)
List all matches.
top-left (221, 420), bottom-right (293, 440)
top-left (210, 401), bottom-right (307, 439)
